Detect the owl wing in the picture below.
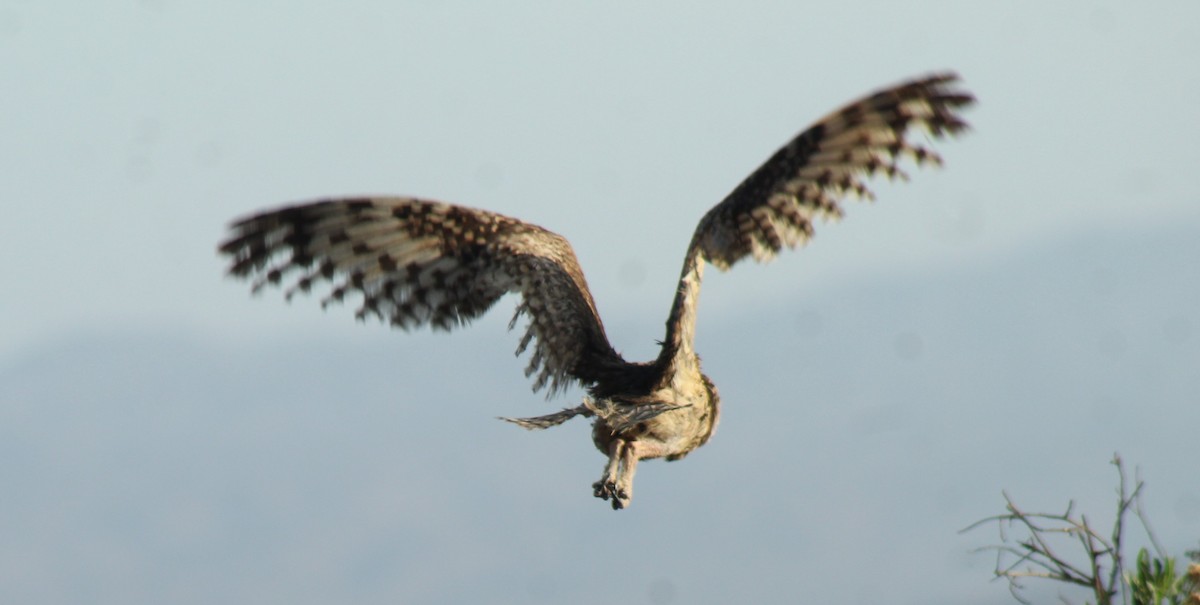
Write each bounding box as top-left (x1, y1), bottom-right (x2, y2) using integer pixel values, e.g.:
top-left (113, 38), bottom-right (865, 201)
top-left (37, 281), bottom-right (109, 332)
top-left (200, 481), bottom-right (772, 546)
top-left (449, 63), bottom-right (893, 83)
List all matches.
top-left (696, 72), bottom-right (973, 268)
top-left (659, 73), bottom-right (975, 369)
top-left (219, 198), bottom-right (628, 395)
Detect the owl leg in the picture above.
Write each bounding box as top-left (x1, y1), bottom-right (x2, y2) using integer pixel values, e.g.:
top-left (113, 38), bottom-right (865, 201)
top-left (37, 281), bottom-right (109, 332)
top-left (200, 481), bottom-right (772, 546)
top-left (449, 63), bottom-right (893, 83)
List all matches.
top-left (593, 439), bottom-right (630, 510)
top-left (611, 440), bottom-right (674, 510)
top-left (612, 441), bottom-right (640, 509)
top-left (593, 439), bottom-right (672, 510)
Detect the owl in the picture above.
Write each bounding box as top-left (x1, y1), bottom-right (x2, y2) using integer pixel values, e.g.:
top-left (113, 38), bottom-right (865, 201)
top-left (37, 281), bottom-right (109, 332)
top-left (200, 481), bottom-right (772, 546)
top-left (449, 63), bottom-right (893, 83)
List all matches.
top-left (220, 73), bottom-right (974, 509)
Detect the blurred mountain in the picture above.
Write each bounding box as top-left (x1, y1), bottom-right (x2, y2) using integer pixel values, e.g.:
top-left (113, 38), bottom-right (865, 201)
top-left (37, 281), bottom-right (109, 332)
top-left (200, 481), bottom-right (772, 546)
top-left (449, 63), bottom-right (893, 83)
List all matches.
top-left (2, 223), bottom-right (1197, 605)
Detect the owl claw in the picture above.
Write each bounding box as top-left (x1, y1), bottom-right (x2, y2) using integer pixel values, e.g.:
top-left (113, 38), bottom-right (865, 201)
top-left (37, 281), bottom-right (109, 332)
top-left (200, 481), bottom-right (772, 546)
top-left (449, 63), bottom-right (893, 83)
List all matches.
top-left (592, 480), bottom-right (610, 500)
top-left (592, 480), bottom-right (629, 510)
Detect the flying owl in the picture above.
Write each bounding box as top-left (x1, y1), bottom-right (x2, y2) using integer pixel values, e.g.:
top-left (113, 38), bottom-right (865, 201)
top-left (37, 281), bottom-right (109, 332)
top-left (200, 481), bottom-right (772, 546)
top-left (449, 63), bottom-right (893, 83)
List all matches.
top-left (219, 73), bottom-right (974, 510)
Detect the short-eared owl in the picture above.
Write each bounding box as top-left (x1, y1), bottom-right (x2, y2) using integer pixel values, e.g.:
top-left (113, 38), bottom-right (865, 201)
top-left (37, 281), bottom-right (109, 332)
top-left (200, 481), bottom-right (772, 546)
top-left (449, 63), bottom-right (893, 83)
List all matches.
top-left (220, 73), bottom-right (974, 509)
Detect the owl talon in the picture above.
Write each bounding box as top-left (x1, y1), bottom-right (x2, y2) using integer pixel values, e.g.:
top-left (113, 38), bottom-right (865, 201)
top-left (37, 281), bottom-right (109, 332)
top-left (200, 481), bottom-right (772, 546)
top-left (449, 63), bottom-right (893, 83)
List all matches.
top-left (592, 480), bottom-right (629, 509)
top-left (611, 493), bottom-right (627, 510)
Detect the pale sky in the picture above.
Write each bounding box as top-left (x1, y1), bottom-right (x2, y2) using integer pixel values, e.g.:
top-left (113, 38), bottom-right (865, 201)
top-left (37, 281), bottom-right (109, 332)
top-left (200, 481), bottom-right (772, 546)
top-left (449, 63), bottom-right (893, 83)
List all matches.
top-left (2, 2), bottom-right (1198, 604)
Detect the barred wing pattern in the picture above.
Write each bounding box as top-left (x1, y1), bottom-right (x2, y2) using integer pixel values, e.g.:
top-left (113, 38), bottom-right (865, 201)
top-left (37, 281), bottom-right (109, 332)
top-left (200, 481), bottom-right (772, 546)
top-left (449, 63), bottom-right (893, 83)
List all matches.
top-left (219, 199), bottom-right (626, 394)
top-left (219, 72), bottom-right (974, 510)
top-left (660, 73), bottom-right (974, 366)
top-left (698, 72), bottom-right (971, 268)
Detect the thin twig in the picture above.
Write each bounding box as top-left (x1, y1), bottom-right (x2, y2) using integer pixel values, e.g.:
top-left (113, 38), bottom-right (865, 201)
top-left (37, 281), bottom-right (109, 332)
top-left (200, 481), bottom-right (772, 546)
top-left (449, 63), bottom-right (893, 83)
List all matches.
top-left (1111, 453), bottom-right (1129, 603)
top-left (1133, 465), bottom-right (1167, 558)
top-left (963, 453), bottom-right (1169, 605)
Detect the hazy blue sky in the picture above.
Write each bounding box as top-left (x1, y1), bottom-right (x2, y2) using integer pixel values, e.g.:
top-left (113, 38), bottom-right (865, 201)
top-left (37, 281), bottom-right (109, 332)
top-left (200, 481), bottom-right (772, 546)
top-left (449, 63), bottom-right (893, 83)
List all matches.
top-left (2, 2), bottom-right (1198, 604)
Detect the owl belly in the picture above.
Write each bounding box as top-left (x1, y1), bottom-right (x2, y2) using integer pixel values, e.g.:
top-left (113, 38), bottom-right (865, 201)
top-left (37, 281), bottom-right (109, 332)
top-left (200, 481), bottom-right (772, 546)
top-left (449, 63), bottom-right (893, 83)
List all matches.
top-left (589, 396), bottom-right (714, 461)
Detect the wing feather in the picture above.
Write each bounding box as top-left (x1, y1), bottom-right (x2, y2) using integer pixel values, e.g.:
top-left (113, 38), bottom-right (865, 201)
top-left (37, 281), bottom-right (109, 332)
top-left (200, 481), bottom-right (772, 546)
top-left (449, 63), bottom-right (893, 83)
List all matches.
top-left (219, 197), bottom-right (627, 395)
top-left (696, 72), bottom-right (974, 270)
top-left (658, 73), bottom-right (974, 369)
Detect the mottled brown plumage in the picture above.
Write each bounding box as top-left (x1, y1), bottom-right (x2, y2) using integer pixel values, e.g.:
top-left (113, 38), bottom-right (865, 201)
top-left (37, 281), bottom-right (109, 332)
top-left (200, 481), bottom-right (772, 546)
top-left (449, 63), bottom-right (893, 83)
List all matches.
top-left (219, 73), bottom-right (974, 509)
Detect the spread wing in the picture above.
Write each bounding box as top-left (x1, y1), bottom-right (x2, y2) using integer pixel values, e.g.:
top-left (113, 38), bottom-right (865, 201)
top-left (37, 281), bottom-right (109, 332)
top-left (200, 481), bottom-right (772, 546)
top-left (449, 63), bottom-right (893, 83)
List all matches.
top-left (219, 198), bottom-right (629, 395)
top-left (659, 73), bottom-right (975, 368)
